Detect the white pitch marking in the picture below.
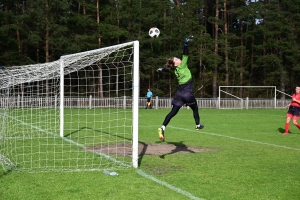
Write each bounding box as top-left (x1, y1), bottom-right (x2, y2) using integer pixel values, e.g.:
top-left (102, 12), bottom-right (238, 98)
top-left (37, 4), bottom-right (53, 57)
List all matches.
top-left (3, 115), bottom-right (206, 199)
top-left (136, 169), bottom-right (205, 200)
top-left (169, 126), bottom-right (300, 151)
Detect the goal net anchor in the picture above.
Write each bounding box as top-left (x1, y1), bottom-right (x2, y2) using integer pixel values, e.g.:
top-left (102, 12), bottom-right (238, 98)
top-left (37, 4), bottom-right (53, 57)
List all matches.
top-left (0, 154), bottom-right (16, 172)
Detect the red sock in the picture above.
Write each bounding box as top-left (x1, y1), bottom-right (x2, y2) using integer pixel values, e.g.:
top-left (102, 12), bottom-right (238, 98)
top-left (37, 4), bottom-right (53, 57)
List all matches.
top-left (285, 123), bottom-right (289, 133)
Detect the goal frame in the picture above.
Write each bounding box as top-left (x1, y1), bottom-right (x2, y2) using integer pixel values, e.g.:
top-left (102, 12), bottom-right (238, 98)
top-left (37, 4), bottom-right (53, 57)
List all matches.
top-left (0, 41), bottom-right (140, 171)
top-left (218, 86), bottom-right (278, 109)
top-left (59, 41), bottom-right (140, 168)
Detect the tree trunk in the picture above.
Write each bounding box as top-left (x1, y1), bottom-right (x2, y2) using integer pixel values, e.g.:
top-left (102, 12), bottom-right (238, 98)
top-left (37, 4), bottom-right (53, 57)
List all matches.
top-left (224, 2), bottom-right (229, 87)
top-left (96, 0), bottom-right (103, 97)
top-left (213, 0), bottom-right (219, 98)
top-left (97, 0), bottom-right (101, 48)
top-left (45, 0), bottom-right (50, 99)
top-left (239, 17), bottom-right (244, 97)
top-left (45, 0), bottom-right (49, 62)
top-left (15, 2), bottom-right (21, 55)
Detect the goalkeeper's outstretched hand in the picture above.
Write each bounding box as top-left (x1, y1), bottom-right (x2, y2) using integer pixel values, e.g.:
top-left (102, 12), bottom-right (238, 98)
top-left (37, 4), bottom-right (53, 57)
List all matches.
top-left (156, 68), bottom-right (163, 72)
top-left (185, 35), bottom-right (194, 43)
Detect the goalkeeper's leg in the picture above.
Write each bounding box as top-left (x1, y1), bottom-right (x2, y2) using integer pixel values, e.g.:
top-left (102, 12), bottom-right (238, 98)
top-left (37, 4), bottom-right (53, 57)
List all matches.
top-left (158, 105), bottom-right (181, 141)
top-left (188, 102), bottom-right (204, 130)
top-left (162, 105), bottom-right (181, 127)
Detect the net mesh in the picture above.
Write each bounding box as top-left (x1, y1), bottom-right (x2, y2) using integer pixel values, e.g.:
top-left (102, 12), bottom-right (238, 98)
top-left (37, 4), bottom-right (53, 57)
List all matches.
top-left (0, 42), bottom-right (136, 172)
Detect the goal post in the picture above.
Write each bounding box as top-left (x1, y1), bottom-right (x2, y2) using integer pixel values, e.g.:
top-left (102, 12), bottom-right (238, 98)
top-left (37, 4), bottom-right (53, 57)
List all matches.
top-left (132, 41), bottom-right (139, 168)
top-left (0, 41), bottom-right (139, 172)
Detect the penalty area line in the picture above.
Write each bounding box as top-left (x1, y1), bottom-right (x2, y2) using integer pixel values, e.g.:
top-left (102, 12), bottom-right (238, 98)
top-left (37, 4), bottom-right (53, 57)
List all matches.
top-left (169, 126), bottom-right (300, 151)
top-left (136, 169), bottom-right (205, 200)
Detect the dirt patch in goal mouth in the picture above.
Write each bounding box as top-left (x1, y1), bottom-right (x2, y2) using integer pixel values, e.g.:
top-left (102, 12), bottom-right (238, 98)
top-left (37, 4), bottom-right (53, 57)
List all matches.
top-left (85, 142), bottom-right (216, 156)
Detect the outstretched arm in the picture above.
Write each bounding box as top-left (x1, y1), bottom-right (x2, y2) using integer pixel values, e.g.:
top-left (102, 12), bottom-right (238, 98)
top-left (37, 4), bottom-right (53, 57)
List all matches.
top-left (183, 44), bottom-right (188, 56)
top-left (157, 68), bottom-right (170, 73)
top-left (183, 35), bottom-right (193, 55)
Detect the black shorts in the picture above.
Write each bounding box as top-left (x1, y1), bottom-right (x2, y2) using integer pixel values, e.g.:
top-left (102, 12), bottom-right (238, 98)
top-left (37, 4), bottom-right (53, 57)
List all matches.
top-left (147, 97), bottom-right (151, 103)
top-left (287, 106), bottom-right (300, 117)
top-left (172, 80), bottom-right (197, 107)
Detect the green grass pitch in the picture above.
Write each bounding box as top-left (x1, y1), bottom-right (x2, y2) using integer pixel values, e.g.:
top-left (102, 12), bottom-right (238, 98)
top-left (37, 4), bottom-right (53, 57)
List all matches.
top-left (1, 108), bottom-right (300, 200)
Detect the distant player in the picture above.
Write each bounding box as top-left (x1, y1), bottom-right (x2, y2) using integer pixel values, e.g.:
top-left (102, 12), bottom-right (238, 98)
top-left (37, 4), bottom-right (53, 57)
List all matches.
top-left (156, 35), bottom-right (204, 142)
top-left (283, 86), bottom-right (300, 135)
top-left (145, 88), bottom-right (153, 109)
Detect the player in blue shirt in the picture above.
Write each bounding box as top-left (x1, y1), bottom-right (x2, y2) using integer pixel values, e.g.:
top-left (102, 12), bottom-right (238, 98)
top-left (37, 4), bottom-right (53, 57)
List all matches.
top-left (146, 88), bottom-right (153, 109)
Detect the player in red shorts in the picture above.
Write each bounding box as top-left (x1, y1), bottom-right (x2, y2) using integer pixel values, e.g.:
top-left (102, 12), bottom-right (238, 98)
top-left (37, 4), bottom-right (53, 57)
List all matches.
top-left (283, 86), bottom-right (300, 135)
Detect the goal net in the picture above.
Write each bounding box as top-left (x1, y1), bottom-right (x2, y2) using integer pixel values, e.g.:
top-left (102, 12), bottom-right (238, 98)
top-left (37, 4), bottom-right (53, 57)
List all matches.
top-left (0, 41), bottom-right (139, 172)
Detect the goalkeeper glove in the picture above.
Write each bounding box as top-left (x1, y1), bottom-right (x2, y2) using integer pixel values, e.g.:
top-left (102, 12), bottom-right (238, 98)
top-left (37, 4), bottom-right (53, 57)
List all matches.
top-left (157, 68), bottom-right (163, 72)
top-left (185, 35), bottom-right (194, 43)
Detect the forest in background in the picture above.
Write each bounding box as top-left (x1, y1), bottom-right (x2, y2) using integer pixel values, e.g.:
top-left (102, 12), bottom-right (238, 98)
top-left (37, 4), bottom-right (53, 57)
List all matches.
top-left (1, 0), bottom-right (300, 98)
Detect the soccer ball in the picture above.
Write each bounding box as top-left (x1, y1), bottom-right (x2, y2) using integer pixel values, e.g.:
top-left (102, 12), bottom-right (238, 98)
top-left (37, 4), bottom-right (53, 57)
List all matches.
top-left (149, 27), bottom-right (160, 38)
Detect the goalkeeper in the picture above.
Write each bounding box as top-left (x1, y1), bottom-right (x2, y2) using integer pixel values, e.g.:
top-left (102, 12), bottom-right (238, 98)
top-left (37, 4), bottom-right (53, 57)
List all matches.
top-left (156, 36), bottom-right (204, 142)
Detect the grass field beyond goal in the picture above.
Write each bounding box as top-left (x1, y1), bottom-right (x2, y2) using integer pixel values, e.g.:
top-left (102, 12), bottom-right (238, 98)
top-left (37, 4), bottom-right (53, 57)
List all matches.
top-left (1, 108), bottom-right (300, 200)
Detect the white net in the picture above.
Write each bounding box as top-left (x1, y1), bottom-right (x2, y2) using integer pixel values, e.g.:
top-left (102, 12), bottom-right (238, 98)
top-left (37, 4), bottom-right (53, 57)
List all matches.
top-left (0, 41), bottom-right (139, 172)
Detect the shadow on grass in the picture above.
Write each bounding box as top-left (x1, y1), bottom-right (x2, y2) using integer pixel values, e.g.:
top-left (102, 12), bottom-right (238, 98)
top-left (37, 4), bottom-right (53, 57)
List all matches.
top-left (278, 128), bottom-right (292, 134)
top-left (278, 128), bottom-right (285, 133)
top-left (63, 127), bottom-right (90, 137)
top-left (159, 141), bottom-right (196, 159)
top-left (137, 141), bottom-right (202, 166)
top-left (63, 126), bottom-right (147, 167)
top-left (59, 127), bottom-right (202, 166)
top-left (138, 141), bottom-right (148, 166)
top-left (64, 126), bottom-right (122, 138)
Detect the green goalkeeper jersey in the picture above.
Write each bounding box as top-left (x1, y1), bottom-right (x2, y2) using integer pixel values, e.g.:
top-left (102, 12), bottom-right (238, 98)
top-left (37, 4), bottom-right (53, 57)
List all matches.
top-left (171, 55), bottom-right (192, 85)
